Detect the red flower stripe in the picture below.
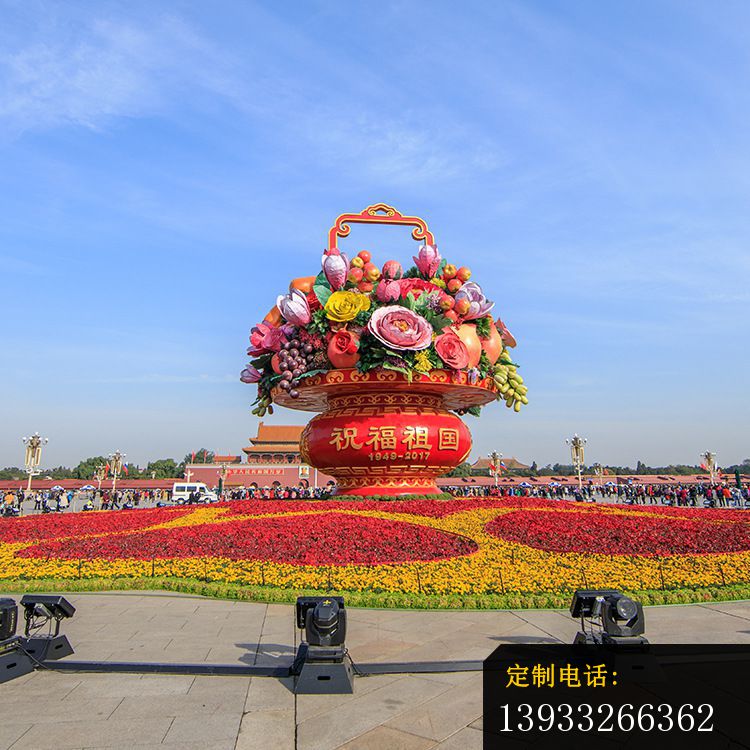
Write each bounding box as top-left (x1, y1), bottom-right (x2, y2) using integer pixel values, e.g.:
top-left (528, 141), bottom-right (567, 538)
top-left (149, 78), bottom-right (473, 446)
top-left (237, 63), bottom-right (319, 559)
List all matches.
top-left (0, 507), bottom-right (191, 543)
top-left (17, 513), bottom-right (478, 565)
top-left (485, 510), bottom-right (750, 557)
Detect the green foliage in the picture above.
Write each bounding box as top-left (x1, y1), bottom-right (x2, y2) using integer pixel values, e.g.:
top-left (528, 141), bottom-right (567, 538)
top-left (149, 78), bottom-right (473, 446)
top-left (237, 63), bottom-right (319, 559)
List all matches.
top-left (312, 271), bottom-right (332, 307)
top-left (72, 456), bottom-right (108, 480)
top-left (446, 462), bottom-right (472, 477)
top-left (477, 350), bottom-right (492, 379)
top-left (0, 467), bottom-right (24, 480)
top-left (181, 449), bottom-right (215, 467)
top-left (144, 459), bottom-right (180, 479)
top-left (474, 315), bottom-right (492, 339)
top-left (3, 577), bottom-right (750, 612)
top-left (307, 308), bottom-right (328, 336)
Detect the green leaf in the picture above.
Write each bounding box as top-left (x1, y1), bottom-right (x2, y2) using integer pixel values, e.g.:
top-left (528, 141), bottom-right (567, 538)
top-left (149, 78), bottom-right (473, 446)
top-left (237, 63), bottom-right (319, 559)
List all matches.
top-left (313, 271), bottom-right (333, 307)
top-left (298, 368), bottom-right (328, 380)
top-left (250, 353), bottom-right (273, 369)
top-left (475, 316), bottom-right (492, 339)
top-left (424, 312), bottom-right (451, 332)
top-left (382, 360), bottom-right (413, 382)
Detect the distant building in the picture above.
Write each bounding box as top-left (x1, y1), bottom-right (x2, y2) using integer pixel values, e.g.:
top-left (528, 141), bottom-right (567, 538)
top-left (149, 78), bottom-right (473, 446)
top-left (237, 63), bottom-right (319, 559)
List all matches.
top-left (186, 422), bottom-right (333, 489)
top-left (243, 423), bottom-right (304, 464)
top-left (471, 456), bottom-right (530, 473)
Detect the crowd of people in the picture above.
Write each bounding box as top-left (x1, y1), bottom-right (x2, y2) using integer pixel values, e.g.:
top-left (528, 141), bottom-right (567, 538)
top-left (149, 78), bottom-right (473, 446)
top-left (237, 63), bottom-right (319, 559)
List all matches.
top-left (2, 487), bottom-right (171, 516)
top-left (2, 480), bottom-right (748, 517)
top-left (447, 481), bottom-right (750, 507)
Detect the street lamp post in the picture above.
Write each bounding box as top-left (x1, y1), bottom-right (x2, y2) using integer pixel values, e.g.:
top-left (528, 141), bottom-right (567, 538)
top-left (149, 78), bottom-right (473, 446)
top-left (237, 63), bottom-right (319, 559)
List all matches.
top-left (94, 463), bottom-right (106, 492)
top-left (566, 434), bottom-right (587, 493)
top-left (488, 451), bottom-right (503, 487)
top-left (218, 462), bottom-right (229, 500)
top-left (108, 450), bottom-right (126, 497)
top-left (22, 433), bottom-right (48, 495)
top-left (592, 463), bottom-right (604, 487)
top-left (701, 451), bottom-right (717, 485)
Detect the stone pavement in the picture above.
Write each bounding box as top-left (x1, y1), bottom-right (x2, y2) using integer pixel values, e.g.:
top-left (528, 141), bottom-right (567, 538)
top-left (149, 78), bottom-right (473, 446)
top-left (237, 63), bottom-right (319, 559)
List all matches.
top-left (2, 592), bottom-right (750, 749)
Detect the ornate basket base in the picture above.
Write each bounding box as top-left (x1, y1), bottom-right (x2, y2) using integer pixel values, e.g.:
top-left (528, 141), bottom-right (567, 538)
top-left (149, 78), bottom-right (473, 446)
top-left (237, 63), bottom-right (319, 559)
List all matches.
top-left (282, 370), bottom-right (497, 497)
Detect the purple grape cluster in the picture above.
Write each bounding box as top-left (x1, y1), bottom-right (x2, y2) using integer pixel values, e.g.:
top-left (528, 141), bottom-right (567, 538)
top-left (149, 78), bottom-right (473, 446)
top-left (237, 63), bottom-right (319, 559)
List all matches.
top-left (277, 338), bottom-right (314, 399)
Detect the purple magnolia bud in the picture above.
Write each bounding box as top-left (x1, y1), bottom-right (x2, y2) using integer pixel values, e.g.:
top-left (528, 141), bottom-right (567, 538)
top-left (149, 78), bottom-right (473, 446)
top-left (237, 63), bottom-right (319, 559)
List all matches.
top-left (412, 244), bottom-right (441, 279)
top-left (240, 365), bottom-right (262, 383)
top-left (322, 249), bottom-right (350, 291)
top-left (454, 281), bottom-right (494, 320)
top-left (276, 288), bottom-right (311, 326)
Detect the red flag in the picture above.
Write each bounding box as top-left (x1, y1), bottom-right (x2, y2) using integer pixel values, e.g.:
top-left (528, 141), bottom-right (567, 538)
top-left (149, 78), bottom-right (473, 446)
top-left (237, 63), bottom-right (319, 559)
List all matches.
top-left (123, 464), bottom-right (129, 475)
top-left (191, 452), bottom-right (196, 463)
top-left (105, 462), bottom-right (110, 473)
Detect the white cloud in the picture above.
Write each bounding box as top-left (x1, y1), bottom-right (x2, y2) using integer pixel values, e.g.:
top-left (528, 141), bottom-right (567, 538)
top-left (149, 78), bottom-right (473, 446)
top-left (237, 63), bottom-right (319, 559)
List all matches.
top-left (0, 14), bottom-right (235, 134)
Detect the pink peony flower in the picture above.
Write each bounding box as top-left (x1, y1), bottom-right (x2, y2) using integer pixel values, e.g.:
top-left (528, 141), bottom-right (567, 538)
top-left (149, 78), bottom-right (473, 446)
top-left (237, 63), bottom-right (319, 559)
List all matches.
top-left (248, 322), bottom-right (286, 356)
top-left (398, 278), bottom-right (442, 300)
top-left (454, 282), bottom-right (494, 320)
top-left (375, 278), bottom-right (401, 303)
top-left (276, 287), bottom-right (311, 326)
top-left (322, 248), bottom-right (349, 291)
top-left (412, 244), bottom-right (441, 278)
top-left (240, 365), bottom-right (262, 383)
top-left (434, 329), bottom-right (470, 370)
top-left (382, 260), bottom-right (403, 280)
top-left (367, 306), bottom-right (432, 351)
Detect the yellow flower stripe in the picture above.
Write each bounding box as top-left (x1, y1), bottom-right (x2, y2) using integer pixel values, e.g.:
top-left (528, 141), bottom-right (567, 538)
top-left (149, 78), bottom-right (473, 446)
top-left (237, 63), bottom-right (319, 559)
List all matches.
top-left (2, 504), bottom-right (750, 595)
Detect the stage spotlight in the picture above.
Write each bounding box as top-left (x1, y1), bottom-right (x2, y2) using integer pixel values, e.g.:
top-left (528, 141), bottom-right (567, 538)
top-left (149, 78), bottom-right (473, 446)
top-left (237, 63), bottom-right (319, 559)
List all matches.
top-left (0, 598), bottom-right (18, 640)
top-left (19, 595), bottom-right (75, 662)
top-left (293, 596), bottom-right (353, 694)
top-left (571, 589), bottom-right (647, 647)
top-left (0, 598), bottom-right (34, 684)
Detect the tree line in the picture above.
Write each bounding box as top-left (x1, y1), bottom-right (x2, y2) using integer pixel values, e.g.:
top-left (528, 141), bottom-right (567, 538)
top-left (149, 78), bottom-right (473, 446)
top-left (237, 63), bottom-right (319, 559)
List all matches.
top-left (0, 449), bottom-right (217, 481)
top-left (447, 458), bottom-right (750, 478)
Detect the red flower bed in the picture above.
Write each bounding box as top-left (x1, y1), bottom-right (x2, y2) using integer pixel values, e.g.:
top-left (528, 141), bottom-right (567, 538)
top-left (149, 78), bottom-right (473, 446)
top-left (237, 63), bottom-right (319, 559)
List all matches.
top-left (0, 507), bottom-right (189, 543)
top-left (18, 512), bottom-right (478, 565)
top-left (486, 510), bottom-right (750, 556)
top-left (220, 496), bottom-right (552, 519)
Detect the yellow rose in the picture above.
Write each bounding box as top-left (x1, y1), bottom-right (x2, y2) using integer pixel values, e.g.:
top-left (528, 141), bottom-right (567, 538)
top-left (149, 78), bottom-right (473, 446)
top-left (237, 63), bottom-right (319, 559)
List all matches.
top-left (324, 290), bottom-right (371, 322)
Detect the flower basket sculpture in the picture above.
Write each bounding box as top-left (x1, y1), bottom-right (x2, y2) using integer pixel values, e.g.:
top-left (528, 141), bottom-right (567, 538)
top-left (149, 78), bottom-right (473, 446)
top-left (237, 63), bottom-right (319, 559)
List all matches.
top-left (242, 204), bottom-right (527, 496)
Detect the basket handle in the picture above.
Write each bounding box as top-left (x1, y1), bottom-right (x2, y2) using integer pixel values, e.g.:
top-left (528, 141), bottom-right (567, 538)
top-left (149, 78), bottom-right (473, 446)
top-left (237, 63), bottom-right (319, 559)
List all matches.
top-left (328, 203), bottom-right (435, 250)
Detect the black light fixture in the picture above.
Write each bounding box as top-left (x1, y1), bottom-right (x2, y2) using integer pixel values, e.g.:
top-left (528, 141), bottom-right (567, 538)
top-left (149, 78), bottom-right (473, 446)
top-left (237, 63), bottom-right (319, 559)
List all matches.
top-left (19, 594), bottom-right (76, 662)
top-left (293, 596), bottom-right (353, 694)
top-left (0, 598), bottom-right (34, 683)
top-left (571, 588), bottom-right (647, 647)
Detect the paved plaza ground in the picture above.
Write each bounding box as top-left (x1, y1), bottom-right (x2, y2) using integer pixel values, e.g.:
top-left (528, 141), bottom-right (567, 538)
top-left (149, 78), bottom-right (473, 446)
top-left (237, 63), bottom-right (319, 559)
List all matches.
top-left (2, 592), bottom-right (750, 749)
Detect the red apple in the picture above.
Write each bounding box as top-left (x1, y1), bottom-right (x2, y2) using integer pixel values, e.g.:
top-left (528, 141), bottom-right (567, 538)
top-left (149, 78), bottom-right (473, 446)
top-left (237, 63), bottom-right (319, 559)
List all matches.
top-left (447, 278), bottom-right (463, 294)
top-left (440, 294), bottom-right (455, 311)
top-left (363, 262), bottom-right (381, 282)
top-left (457, 266), bottom-right (471, 282)
top-left (357, 250), bottom-right (372, 263)
top-left (454, 298), bottom-right (471, 316)
top-left (350, 256), bottom-right (365, 269)
top-left (357, 280), bottom-right (374, 293)
top-left (444, 309), bottom-right (459, 322)
top-left (443, 263), bottom-right (457, 280)
top-left (348, 267), bottom-right (364, 283)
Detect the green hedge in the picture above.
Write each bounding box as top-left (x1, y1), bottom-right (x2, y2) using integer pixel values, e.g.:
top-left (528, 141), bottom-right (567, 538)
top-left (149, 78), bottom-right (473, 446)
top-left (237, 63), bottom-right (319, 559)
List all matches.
top-left (2, 576), bottom-right (749, 610)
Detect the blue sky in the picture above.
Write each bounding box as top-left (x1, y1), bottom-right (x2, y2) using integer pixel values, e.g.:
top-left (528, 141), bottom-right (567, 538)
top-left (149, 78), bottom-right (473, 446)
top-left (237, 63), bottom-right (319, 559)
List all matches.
top-left (1, 0), bottom-right (748, 469)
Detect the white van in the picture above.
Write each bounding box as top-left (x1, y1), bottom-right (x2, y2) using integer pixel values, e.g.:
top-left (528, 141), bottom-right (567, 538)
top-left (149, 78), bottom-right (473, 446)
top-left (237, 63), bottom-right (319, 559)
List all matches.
top-left (171, 483), bottom-right (218, 504)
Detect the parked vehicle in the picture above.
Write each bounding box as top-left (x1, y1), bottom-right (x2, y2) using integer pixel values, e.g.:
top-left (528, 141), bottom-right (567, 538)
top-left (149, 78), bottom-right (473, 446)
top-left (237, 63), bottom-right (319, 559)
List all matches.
top-left (170, 483), bottom-right (217, 504)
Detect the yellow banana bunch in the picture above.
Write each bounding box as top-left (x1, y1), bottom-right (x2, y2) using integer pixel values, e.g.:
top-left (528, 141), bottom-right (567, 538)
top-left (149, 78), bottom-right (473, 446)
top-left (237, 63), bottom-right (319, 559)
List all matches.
top-left (252, 394), bottom-right (274, 417)
top-left (493, 349), bottom-right (528, 412)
